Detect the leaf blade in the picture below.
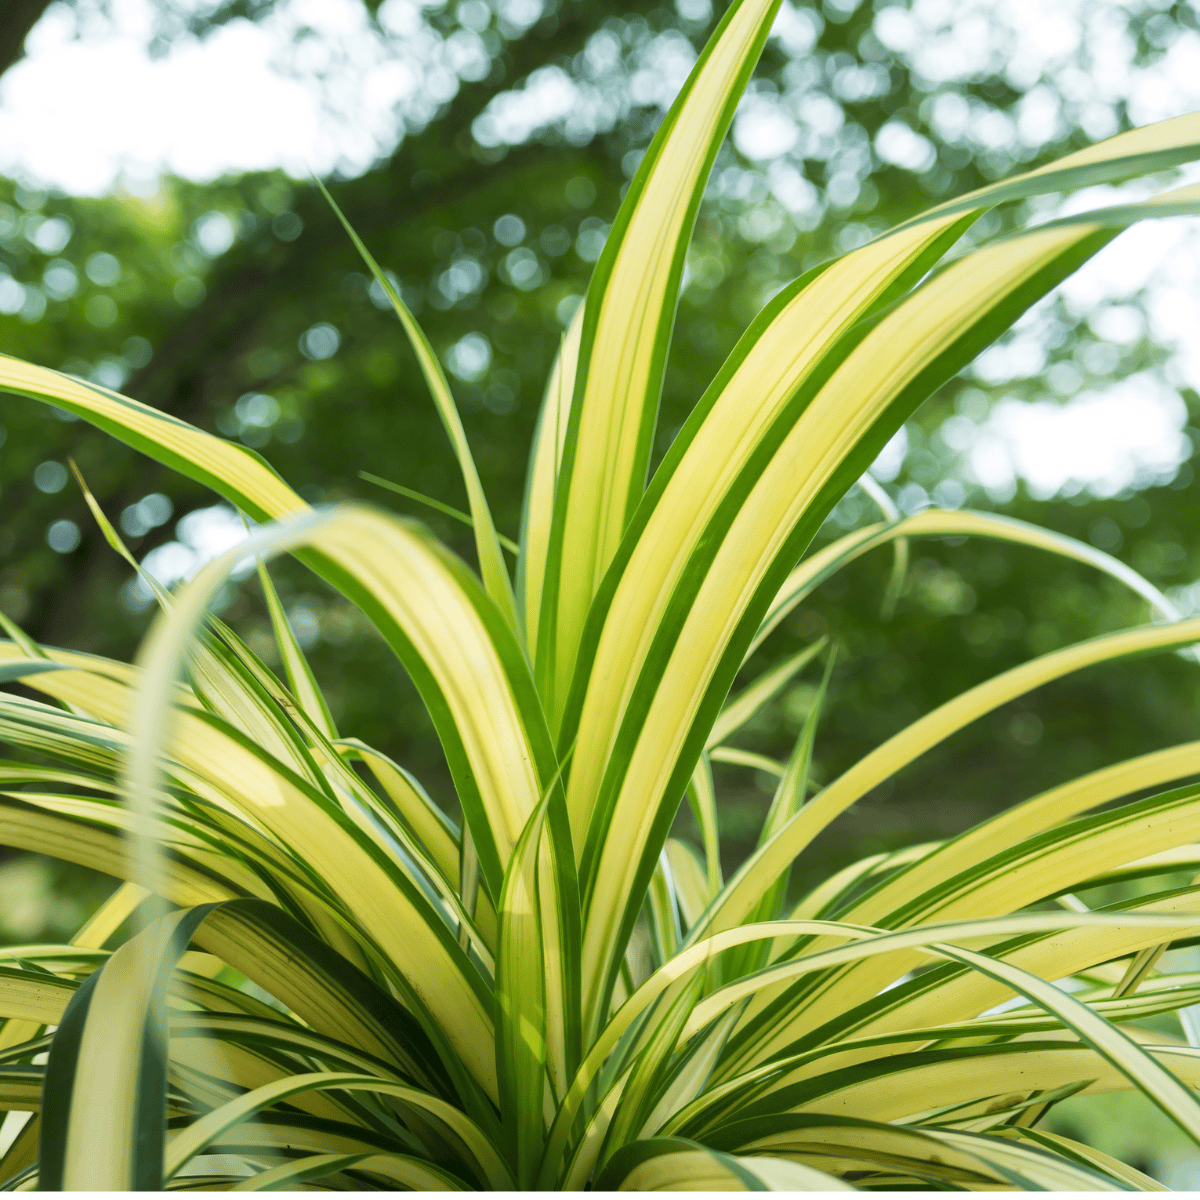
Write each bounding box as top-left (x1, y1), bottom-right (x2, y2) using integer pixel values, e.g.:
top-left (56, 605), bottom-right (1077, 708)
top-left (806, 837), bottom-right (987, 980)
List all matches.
top-left (537, 0), bottom-right (785, 725)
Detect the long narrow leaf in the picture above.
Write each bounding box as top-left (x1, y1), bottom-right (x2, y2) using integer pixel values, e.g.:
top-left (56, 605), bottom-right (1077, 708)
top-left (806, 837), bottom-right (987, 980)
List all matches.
top-left (315, 180), bottom-right (519, 635)
top-left (536, 0), bottom-right (785, 726)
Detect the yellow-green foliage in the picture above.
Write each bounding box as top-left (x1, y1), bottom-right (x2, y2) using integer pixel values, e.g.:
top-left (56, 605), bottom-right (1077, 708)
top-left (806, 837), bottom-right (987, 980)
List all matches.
top-left (2, 0), bottom-right (1200, 1188)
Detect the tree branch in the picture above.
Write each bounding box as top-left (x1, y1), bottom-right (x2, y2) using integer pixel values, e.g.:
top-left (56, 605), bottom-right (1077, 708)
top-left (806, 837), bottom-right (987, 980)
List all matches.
top-left (0, 0), bottom-right (54, 80)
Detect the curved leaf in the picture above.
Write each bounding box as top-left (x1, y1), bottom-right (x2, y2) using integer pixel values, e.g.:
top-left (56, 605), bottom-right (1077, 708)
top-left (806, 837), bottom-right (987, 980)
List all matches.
top-left (536, 0), bottom-right (785, 725)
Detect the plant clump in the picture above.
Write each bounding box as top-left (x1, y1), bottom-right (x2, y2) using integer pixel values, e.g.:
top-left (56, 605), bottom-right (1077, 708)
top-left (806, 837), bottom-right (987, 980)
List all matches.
top-left (1, 0), bottom-right (1200, 1189)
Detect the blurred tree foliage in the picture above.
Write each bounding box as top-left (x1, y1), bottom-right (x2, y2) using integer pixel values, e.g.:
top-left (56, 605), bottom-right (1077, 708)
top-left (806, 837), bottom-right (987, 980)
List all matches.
top-left (2, 0), bottom-right (1200, 940)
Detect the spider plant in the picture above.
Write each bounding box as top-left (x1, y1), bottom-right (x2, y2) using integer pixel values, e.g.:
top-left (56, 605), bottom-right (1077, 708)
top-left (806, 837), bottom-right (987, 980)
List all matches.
top-left (2, 0), bottom-right (1200, 1188)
